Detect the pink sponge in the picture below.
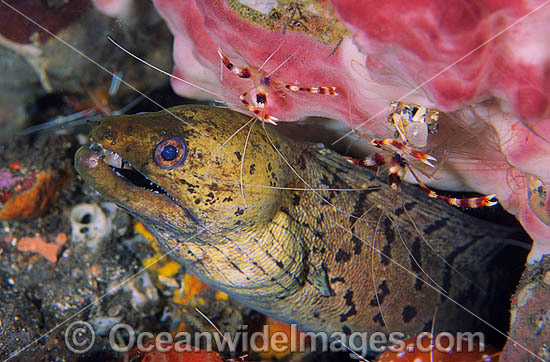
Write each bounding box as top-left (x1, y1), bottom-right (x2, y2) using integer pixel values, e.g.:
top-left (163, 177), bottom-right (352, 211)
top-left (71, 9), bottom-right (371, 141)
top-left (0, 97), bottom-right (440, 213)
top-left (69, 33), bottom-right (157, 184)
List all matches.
top-left (152, 0), bottom-right (550, 261)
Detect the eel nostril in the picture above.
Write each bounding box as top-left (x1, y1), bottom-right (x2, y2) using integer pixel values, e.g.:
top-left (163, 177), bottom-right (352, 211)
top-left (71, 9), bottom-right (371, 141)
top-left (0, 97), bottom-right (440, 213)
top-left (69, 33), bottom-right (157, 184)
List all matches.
top-left (103, 128), bottom-right (116, 141)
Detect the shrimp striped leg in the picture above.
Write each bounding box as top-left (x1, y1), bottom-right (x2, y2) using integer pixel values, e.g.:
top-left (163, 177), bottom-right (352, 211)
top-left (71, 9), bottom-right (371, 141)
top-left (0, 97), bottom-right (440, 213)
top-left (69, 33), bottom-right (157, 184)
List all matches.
top-left (351, 129), bottom-right (437, 167)
top-left (346, 153), bottom-right (404, 192)
top-left (371, 138), bottom-right (437, 167)
top-left (283, 83), bottom-right (338, 95)
top-left (345, 153), bottom-right (386, 168)
top-left (405, 165), bottom-right (498, 208)
top-left (238, 92), bottom-right (278, 126)
top-left (346, 153), bottom-right (498, 208)
top-left (217, 47), bottom-right (251, 79)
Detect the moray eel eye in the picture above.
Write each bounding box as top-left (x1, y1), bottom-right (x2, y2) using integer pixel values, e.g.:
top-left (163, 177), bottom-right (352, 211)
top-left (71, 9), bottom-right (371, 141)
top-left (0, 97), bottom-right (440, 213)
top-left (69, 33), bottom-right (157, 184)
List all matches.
top-left (154, 137), bottom-right (187, 169)
top-left (162, 145), bottom-right (177, 161)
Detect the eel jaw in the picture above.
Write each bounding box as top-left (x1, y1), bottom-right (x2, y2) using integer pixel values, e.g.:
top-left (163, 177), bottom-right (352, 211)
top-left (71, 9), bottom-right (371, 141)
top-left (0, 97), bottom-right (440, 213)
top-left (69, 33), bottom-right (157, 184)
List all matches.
top-left (88, 142), bottom-right (172, 198)
top-left (75, 144), bottom-right (193, 229)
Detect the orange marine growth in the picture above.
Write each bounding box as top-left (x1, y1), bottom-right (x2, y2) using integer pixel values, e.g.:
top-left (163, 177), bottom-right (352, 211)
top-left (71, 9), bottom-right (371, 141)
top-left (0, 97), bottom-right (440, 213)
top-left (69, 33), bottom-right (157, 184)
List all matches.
top-left (0, 171), bottom-right (61, 220)
top-left (377, 334), bottom-right (501, 362)
top-left (119, 341), bottom-right (225, 362)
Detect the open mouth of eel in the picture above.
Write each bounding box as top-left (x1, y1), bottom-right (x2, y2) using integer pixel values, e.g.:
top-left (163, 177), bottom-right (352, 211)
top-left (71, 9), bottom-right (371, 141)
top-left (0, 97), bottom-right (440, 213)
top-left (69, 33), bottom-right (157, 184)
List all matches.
top-left (88, 142), bottom-right (170, 197)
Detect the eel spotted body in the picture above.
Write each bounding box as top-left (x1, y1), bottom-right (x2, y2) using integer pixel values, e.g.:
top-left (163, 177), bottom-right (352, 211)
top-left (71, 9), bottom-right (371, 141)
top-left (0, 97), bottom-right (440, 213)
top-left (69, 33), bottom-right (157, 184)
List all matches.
top-left (75, 105), bottom-right (518, 337)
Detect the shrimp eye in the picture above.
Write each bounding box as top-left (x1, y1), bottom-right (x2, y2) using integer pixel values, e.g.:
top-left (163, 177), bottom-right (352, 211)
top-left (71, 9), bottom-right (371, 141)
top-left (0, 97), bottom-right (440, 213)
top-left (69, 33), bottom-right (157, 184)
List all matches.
top-left (154, 137), bottom-right (187, 169)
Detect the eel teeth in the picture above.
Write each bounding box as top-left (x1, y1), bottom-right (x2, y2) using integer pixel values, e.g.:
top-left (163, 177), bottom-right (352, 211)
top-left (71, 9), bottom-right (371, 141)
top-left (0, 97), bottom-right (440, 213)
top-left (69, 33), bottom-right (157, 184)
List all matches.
top-left (104, 151), bottom-right (122, 168)
top-left (89, 142), bottom-right (170, 197)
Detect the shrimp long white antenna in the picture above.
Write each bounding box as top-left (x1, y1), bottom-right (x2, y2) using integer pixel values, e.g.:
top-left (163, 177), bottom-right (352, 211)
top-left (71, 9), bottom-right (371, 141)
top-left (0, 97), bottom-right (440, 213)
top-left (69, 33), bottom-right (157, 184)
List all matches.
top-left (194, 308), bottom-right (250, 362)
top-left (107, 36), bottom-right (228, 101)
top-left (371, 212), bottom-right (392, 334)
top-left (0, 1), bottom-right (214, 140)
top-left (389, 212), bottom-right (447, 293)
top-left (261, 127), bottom-right (450, 300)
top-left (261, 127), bottom-right (455, 296)
top-left (192, 175), bottom-right (380, 192)
top-left (207, 117), bottom-right (257, 170)
top-left (239, 118), bottom-right (257, 208)
top-left (258, 39), bottom-right (286, 72)
top-left (430, 307), bottom-right (438, 362)
top-left (262, 128), bottom-right (342, 210)
top-left (194, 307), bottom-right (227, 342)
top-left (401, 202), bottom-right (488, 294)
top-left (16, 109), bottom-right (96, 136)
top-left (334, 339), bottom-right (369, 361)
top-left (265, 49), bottom-right (298, 79)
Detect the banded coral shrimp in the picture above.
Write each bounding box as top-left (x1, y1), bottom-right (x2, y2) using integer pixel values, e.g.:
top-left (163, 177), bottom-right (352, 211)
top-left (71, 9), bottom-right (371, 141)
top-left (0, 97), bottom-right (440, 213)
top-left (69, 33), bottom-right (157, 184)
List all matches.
top-left (215, 43), bottom-right (337, 126)
top-left (0, 2), bottom-right (540, 362)
top-left (333, 53), bottom-right (505, 210)
top-left (345, 55), bottom-right (547, 241)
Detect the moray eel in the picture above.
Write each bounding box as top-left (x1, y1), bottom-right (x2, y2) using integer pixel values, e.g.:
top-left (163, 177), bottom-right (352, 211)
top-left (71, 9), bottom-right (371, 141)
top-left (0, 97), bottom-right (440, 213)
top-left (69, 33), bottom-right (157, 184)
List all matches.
top-left (75, 105), bottom-right (517, 336)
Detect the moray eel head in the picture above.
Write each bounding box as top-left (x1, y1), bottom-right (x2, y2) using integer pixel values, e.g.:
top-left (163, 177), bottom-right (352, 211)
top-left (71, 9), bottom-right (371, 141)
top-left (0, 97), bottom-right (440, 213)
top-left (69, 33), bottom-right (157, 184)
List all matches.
top-left (75, 105), bottom-right (294, 236)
